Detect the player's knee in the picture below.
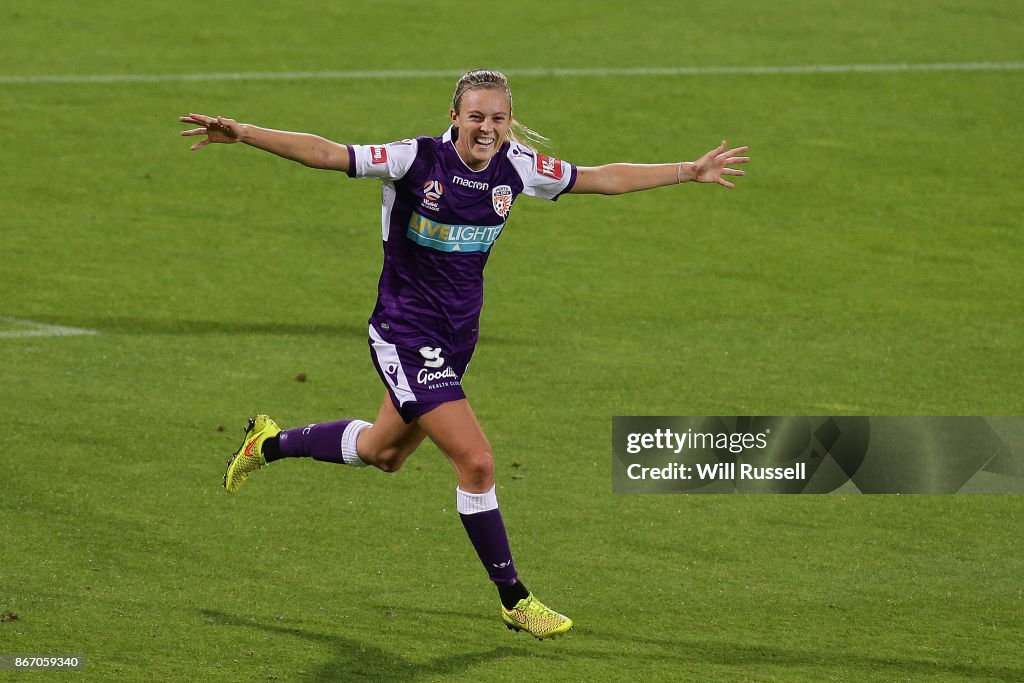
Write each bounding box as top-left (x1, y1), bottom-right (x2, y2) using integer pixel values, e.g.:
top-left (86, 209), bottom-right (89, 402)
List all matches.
top-left (356, 437), bottom-right (413, 473)
top-left (459, 449), bottom-right (495, 488)
top-left (373, 446), bottom-right (410, 473)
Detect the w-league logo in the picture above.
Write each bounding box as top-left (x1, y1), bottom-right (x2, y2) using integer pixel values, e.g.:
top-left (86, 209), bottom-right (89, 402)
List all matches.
top-left (423, 180), bottom-right (444, 202)
top-left (422, 180), bottom-right (444, 212)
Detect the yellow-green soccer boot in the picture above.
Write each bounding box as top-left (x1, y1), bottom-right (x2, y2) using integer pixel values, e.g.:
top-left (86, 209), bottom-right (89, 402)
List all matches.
top-left (223, 415), bottom-right (280, 493)
top-left (501, 594), bottom-right (573, 640)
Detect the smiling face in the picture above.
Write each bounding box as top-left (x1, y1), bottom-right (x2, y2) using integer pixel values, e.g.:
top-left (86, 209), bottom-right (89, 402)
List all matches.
top-left (450, 87), bottom-right (512, 172)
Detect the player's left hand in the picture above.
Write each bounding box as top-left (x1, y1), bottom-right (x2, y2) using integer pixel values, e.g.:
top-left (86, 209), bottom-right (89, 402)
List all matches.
top-left (178, 113), bottom-right (244, 150)
top-left (693, 140), bottom-right (749, 189)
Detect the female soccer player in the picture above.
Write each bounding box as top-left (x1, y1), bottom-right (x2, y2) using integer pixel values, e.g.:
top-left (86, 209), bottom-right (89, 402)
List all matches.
top-left (180, 69), bottom-right (748, 640)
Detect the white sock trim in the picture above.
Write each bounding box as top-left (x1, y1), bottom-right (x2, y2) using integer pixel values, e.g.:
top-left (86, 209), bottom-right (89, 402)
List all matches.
top-left (456, 485), bottom-right (498, 515)
top-left (341, 420), bottom-right (372, 467)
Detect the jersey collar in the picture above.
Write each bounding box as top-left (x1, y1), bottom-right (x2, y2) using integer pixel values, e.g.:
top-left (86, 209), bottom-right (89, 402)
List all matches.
top-left (445, 125), bottom-right (509, 174)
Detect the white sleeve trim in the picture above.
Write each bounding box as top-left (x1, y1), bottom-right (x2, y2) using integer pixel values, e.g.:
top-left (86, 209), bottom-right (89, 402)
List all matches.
top-left (348, 138), bottom-right (418, 181)
top-left (507, 142), bottom-right (575, 200)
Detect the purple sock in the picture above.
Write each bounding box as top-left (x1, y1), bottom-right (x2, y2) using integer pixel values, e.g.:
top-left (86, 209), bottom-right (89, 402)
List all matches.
top-left (457, 486), bottom-right (519, 586)
top-left (279, 419), bottom-right (353, 464)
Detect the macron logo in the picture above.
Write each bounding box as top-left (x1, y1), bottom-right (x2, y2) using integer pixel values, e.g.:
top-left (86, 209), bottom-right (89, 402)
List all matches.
top-left (452, 175), bottom-right (490, 191)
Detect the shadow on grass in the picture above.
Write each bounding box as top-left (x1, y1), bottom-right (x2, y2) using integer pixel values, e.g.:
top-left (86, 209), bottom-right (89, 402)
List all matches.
top-left (578, 626), bottom-right (1024, 681)
top-left (25, 314), bottom-right (367, 337)
top-left (199, 608), bottom-right (552, 682)
top-left (201, 606), bottom-right (1022, 680)
top-left (21, 314), bottom-right (520, 344)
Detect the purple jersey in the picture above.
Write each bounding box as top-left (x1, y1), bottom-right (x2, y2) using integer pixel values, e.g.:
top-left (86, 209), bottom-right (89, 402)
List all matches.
top-left (347, 127), bottom-right (576, 350)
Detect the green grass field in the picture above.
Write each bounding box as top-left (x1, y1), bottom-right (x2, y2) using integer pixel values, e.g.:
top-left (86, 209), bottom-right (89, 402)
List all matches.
top-left (3, 1), bottom-right (1023, 680)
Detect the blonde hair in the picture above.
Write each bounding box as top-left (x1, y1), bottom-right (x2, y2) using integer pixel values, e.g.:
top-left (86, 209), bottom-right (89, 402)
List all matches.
top-left (451, 69), bottom-right (548, 150)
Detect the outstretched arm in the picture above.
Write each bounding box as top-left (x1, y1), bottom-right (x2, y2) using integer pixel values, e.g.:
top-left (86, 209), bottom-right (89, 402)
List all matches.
top-left (178, 113), bottom-right (350, 172)
top-left (569, 140), bottom-right (749, 195)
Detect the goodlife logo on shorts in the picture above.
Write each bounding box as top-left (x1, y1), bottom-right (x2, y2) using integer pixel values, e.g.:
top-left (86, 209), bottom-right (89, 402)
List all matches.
top-left (419, 346), bottom-right (444, 368)
top-left (416, 346), bottom-right (458, 386)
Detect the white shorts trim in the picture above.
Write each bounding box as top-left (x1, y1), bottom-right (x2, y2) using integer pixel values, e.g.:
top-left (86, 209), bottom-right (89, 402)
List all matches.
top-left (369, 324), bottom-right (418, 406)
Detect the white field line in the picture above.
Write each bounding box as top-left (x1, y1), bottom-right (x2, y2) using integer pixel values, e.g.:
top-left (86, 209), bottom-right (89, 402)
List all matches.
top-left (0, 317), bottom-right (100, 338)
top-left (1, 62), bottom-right (1022, 85)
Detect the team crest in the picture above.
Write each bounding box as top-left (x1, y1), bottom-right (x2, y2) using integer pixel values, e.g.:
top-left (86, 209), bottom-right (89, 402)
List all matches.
top-left (491, 185), bottom-right (513, 218)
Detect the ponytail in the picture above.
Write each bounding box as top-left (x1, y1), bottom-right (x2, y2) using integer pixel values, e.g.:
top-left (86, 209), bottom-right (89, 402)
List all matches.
top-left (508, 118), bottom-right (548, 151)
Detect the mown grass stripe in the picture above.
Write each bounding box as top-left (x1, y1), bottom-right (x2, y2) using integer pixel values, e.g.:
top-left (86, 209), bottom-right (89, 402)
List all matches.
top-left (0, 317), bottom-right (99, 338)
top-left (1, 62), bottom-right (1022, 85)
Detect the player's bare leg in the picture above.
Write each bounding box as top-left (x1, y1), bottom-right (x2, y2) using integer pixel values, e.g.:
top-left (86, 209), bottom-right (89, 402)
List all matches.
top-left (250, 394), bottom-right (425, 471)
top-left (419, 399), bottom-right (573, 639)
top-left (354, 395), bottom-right (428, 471)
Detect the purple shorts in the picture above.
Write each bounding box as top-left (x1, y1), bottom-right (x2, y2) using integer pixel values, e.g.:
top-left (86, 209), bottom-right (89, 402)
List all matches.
top-left (368, 324), bottom-right (475, 423)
